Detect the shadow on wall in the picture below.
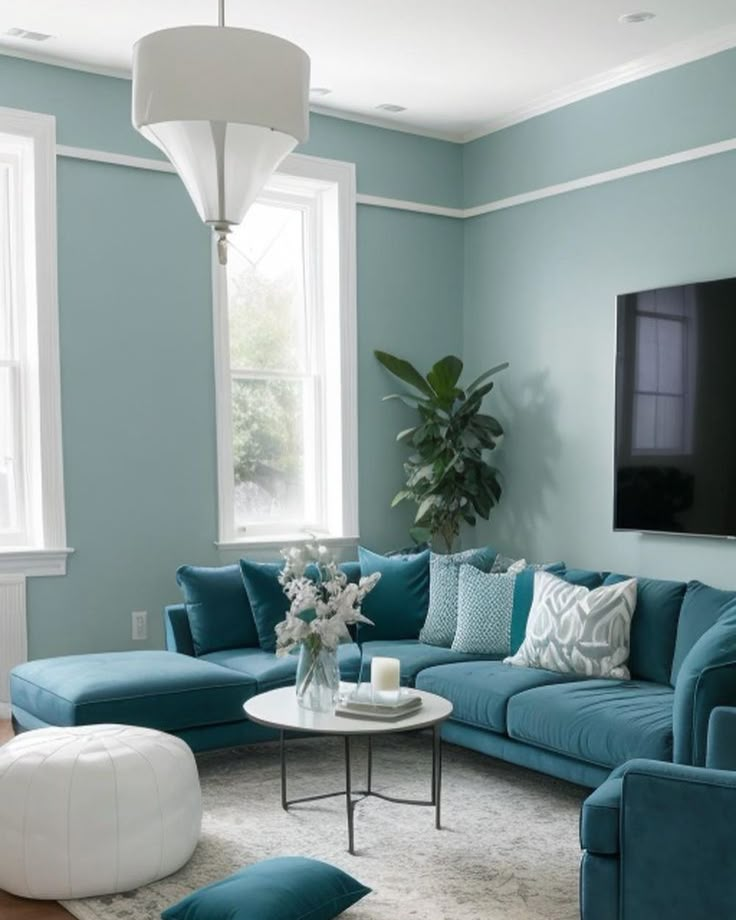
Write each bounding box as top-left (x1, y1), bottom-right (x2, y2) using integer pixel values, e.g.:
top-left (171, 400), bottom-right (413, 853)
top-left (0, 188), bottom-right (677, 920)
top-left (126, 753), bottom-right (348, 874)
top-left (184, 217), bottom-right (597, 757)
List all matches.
top-left (490, 369), bottom-right (562, 556)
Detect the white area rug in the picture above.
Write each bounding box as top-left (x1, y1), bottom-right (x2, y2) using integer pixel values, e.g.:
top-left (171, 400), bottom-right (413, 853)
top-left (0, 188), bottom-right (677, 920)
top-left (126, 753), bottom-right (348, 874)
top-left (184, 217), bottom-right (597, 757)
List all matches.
top-left (62, 734), bottom-right (585, 920)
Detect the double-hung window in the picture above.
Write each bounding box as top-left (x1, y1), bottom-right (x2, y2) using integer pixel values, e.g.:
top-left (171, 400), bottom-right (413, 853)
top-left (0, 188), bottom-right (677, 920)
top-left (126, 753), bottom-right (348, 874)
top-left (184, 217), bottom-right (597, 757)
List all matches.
top-left (214, 155), bottom-right (357, 546)
top-left (0, 108), bottom-right (67, 574)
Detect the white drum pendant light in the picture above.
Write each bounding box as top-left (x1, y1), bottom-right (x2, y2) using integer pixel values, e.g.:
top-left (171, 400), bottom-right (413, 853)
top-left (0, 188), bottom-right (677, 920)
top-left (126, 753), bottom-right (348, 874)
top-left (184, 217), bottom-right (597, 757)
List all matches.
top-left (132, 0), bottom-right (310, 264)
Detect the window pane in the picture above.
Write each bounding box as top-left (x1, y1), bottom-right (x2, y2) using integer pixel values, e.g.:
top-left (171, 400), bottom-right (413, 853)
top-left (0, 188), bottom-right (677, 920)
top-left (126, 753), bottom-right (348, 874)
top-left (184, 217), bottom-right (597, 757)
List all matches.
top-left (0, 366), bottom-right (20, 533)
top-left (227, 202), bottom-right (308, 373)
top-left (0, 166), bottom-right (13, 360)
top-left (232, 377), bottom-right (308, 527)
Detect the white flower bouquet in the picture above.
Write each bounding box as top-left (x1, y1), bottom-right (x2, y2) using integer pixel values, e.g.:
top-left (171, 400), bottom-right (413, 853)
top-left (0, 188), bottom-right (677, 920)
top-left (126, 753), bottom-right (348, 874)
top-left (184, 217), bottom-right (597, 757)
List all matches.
top-left (275, 543), bottom-right (380, 707)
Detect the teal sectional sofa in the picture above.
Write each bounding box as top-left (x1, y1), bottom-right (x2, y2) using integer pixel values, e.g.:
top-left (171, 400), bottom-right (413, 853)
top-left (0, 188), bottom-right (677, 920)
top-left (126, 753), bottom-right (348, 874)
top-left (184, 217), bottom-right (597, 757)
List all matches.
top-left (11, 562), bottom-right (736, 792)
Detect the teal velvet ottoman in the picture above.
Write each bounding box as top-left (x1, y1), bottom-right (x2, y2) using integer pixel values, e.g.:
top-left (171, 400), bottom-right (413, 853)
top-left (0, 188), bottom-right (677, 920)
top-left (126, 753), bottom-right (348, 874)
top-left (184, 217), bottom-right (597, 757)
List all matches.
top-left (10, 650), bottom-right (279, 752)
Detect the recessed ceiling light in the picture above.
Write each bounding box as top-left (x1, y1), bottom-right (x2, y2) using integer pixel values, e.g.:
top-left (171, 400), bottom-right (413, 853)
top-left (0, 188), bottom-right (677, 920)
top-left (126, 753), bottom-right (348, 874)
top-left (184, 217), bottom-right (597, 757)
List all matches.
top-left (376, 103), bottom-right (407, 113)
top-left (4, 27), bottom-right (52, 41)
top-left (619, 11), bottom-right (656, 23)
top-left (310, 87), bottom-right (332, 96)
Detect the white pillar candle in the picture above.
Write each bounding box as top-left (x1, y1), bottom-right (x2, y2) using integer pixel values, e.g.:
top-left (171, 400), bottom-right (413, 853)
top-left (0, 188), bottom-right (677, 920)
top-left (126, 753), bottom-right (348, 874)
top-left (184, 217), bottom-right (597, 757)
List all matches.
top-left (371, 657), bottom-right (400, 693)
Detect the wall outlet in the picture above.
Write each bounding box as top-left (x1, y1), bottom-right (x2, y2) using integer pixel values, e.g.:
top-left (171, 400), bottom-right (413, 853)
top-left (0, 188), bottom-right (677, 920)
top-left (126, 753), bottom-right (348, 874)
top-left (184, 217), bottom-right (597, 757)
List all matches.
top-left (131, 610), bottom-right (148, 641)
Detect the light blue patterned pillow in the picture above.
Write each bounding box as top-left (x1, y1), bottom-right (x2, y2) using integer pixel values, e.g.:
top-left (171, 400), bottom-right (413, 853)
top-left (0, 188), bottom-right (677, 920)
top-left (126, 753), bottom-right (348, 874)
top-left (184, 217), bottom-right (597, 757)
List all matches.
top-left (452, 561), bottom-right (528, 655)
top-left (419, 547), bottom-right (496, 648)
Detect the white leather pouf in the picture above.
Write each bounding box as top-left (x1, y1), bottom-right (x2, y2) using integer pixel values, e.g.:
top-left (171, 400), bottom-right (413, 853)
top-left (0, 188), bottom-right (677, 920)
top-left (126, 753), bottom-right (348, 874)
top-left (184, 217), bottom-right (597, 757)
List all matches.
top-left (0, 724), bottom-right (202, 899)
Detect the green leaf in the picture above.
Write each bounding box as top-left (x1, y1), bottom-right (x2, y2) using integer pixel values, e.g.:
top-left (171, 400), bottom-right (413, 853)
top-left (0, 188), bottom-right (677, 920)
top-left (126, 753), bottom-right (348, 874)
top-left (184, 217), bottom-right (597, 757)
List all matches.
top-left (466, 362), bottom-right (509, 394)
top-left (375, 351), bottom-right (435, 398)
top-left (415, 495), bottom-right (438, 523)
top-left (426, 355), bottom-right (463, 400)
top-left (409, 526), bottom-right (432, 545)
top-left (396, 427), bottom-right (417, 442)
top-left (382, 393), bottom-right (426, 409)
top-left (390, 490), bottom-right (412, 507)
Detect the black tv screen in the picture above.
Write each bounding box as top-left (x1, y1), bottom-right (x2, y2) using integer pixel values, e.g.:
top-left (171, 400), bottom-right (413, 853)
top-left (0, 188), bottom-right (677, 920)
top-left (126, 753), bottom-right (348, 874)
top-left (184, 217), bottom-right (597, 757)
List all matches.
top-left (614, 276), bottom-right (736, 538)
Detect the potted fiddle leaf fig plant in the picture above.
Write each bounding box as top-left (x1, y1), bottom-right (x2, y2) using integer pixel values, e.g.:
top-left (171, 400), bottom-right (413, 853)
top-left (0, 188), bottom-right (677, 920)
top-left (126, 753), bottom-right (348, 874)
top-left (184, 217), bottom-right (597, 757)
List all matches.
top-left (375, 351), bottom-right (509, 553)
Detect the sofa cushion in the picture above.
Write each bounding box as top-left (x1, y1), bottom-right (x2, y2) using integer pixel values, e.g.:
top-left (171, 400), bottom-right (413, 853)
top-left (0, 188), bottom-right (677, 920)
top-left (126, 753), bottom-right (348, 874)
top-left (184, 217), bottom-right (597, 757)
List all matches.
top-left (505, 572), bottom-right (637, 679)
top-left (240, 560), bottom-right (362, 653)
top-left (358, 547), bottom-right (430, 641)
top-left (416, 660), bottom-right (578, 733)
top-left (580, 776), bottom-right (623, 855)
top-left (203, 643), bottom-right (362, 691)
top-left (507, 679), bottom-right (674, 768)
top-left (359, 641), bottom-right (493, 687)
top-left (670, 581), bottom-right (736, 683)
top-left (10, 651), bottom-right (257, 732)
top-left (176, 564), bottom-right (258, 655)
top-left (419, 546), bottom-right (496, 647)
top-left (604, 574), bottom-right (686, 685)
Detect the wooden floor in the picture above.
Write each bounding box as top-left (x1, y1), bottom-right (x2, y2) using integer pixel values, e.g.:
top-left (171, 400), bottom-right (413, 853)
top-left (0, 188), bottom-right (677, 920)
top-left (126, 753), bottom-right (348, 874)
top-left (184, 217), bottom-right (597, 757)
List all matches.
top-left (0, 720), bottom-right (72, 919)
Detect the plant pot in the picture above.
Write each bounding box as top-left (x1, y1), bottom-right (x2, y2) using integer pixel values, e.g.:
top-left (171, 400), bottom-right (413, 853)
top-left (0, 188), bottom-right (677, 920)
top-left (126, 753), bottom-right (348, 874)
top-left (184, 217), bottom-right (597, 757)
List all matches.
top-left (295, 642), bottom-right (340, 713)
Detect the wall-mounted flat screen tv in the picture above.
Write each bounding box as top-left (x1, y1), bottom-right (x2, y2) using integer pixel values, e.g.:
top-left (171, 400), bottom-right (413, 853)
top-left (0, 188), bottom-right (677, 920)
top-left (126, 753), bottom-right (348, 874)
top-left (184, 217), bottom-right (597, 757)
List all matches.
top-left (614, 276), bottom-right (736, 538)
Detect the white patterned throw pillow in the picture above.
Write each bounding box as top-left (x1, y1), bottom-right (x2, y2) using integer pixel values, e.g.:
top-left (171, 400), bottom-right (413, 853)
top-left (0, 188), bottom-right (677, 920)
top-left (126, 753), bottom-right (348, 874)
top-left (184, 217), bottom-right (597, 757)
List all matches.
top-left (504, 571), bottom-right (637, 679)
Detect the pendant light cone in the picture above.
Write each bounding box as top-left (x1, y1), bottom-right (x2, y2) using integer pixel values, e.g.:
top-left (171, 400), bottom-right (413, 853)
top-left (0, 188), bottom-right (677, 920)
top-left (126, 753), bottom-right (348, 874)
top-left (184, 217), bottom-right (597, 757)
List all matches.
top-left (132, 25), bottom-right (310, 260)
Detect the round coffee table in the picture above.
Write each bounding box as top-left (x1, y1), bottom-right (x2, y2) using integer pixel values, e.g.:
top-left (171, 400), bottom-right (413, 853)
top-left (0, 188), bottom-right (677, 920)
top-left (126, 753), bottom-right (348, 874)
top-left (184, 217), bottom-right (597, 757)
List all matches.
top-left (244, 685), bottom-right (453, 855)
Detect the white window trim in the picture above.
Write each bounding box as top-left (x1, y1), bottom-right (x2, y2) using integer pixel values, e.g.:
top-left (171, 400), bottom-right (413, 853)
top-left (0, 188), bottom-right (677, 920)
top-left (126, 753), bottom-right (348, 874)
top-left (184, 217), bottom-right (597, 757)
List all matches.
top-left (0, 106), bottom-right (71, 575)
top-left (213, 153), bottom-right (359, 550)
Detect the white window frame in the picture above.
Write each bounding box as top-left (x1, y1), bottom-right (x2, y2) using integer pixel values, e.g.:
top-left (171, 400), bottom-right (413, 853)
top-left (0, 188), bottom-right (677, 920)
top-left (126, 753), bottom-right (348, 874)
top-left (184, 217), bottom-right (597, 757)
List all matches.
top-left (0, 107), bottom-right (70, 576)
top-left (213, 154), bottom-right (358, 549)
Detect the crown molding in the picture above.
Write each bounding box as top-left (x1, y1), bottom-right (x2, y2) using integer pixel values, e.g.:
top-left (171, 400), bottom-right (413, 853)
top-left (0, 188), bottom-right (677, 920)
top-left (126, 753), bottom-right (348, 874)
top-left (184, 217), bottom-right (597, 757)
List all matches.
top-left (461, 22), bottom-right (736, 142)
top-left (0, 45), bottom-right (130, 80)
top-left (307, 104), bottom-right (459, 143)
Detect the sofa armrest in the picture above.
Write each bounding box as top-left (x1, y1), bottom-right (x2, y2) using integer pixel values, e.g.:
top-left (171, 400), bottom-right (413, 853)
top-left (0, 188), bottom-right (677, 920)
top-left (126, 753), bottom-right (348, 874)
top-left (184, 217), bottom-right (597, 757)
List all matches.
top-left (618, 759), bottom-right (736, 919)
top-left (164, 604), bottom-right (196, 656)
top-left (673, 604), bottom-right (736, 765)
top-left (706, 706), bottom-right (736, 770)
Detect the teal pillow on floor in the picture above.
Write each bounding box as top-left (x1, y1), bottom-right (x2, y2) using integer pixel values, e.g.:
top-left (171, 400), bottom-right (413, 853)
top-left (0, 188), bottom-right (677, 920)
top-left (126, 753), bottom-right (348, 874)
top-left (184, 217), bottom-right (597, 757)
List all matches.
top-left (358, 546), bottom-right (430, 641)
top-left (161, 856), bottom-right (371, 920)
top-left (176, 564), bottom-right (259, 656)
top-left (420, 547), bottom-right (497, 647)
top-left (240, 559), bottom-right (362, 653)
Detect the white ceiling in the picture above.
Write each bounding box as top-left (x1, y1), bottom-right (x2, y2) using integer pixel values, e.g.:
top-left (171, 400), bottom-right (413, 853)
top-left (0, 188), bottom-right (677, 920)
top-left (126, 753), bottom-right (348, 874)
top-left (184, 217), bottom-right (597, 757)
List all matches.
top-left (2, 1), bottom-right (736, 141)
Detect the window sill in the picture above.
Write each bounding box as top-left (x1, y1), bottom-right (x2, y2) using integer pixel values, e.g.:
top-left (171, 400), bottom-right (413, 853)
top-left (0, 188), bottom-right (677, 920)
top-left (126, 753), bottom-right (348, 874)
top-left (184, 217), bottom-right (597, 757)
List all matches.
top-left (0, 547), bottom-right (74, 576)
top-left (216, 535), bottom-right (360, 553)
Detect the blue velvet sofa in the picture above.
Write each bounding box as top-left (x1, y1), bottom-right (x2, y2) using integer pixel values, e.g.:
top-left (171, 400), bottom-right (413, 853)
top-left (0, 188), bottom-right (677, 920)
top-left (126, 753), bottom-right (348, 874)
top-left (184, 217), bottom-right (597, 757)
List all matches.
top-left (580, 706), bottom-right (736, 920)
top-left (11, 563), bottom-right (736, 791)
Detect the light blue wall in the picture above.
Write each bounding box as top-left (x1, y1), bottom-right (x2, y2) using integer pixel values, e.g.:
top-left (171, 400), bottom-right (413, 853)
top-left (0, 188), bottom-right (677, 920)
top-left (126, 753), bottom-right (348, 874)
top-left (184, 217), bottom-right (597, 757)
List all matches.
top-left (0, 54), bottom-right (464, 657)
top-left (463, 49), bottom-right (736, 587)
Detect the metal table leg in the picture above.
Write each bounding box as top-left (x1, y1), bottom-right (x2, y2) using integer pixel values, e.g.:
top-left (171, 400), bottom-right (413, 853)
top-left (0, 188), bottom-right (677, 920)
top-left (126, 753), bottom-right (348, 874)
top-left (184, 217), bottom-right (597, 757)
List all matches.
top-left (280, 729), bottom-right (287, 810)
top-left (367, 735), bottom-right (373, 794)
top-left (345, 735), bottom-right (355, 855)
top-left (434, 724), bottom-right (443, 829)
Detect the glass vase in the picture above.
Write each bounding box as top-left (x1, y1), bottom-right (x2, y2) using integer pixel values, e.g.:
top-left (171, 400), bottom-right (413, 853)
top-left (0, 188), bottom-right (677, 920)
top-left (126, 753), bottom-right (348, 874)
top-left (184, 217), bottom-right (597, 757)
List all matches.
top-left (295, 641), bottom-right (340, 713)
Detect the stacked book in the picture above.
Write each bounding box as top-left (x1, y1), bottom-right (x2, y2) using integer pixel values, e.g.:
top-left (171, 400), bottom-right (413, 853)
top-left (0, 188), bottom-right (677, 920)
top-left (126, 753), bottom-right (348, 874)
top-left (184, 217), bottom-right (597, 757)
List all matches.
top-left (335, 686), bottom-right (423, 721)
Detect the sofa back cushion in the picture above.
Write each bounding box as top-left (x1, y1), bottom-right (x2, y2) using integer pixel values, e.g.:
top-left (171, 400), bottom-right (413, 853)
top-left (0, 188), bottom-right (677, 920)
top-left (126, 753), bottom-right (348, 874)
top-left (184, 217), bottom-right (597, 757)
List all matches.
top-left (240, 560), bottom-right (362, 653)
top-left (671, 581), bottom-right (736, 683)
top-left (358, 547), bottom-right (430, 641)
top-left (604, 574), bottom-right (686, 685)
top-left (176, 564), bottom-right (259, 656)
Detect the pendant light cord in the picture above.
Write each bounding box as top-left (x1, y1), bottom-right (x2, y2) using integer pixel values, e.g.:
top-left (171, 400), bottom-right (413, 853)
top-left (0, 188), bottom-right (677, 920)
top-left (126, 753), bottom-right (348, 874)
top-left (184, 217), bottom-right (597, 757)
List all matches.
top-left (218, 0), bottom-right (225, 27)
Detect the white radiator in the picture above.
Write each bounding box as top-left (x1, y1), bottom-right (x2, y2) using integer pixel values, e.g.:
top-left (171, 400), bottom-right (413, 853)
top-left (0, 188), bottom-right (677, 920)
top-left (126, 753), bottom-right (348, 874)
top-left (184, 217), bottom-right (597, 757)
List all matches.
top-left (0, 575), bottom-right (26, 719)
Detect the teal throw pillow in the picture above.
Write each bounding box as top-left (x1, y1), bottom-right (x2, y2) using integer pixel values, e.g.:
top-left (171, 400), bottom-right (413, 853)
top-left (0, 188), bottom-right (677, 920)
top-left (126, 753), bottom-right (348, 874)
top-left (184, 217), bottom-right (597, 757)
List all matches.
top-left (604, 573), bottom-right (686, 685)
top-left (176, 564), bottom-right (258, 656)
top-left (161, 856), bottom-right (371, 920)
top-left (420, 547), bottom-right (497, 647)
top-left (452, 561), bottom-right (567, 655)
top-left (358, 546), bottom-right (430, 640)
top-left (240, 559), bottom-right (362, 653)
